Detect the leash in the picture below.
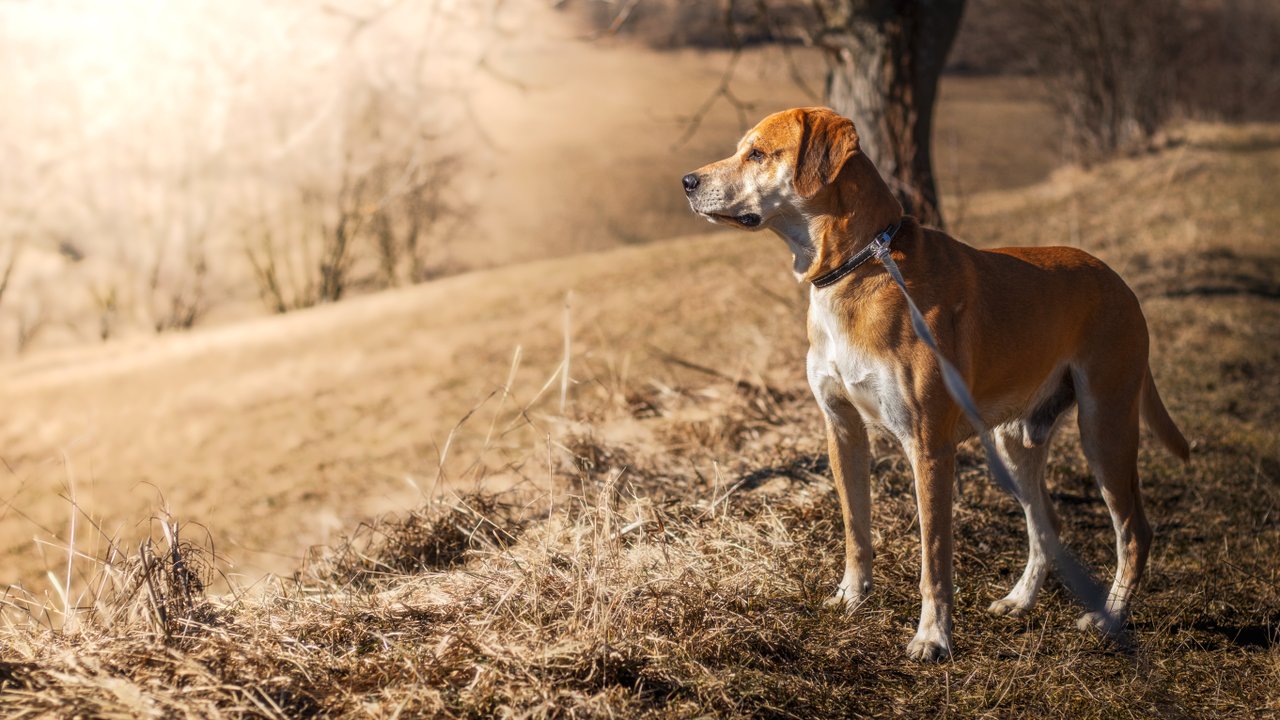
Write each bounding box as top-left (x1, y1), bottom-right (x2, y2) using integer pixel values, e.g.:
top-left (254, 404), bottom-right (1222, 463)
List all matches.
top-left (846, 224), bottom-right (1122, 636)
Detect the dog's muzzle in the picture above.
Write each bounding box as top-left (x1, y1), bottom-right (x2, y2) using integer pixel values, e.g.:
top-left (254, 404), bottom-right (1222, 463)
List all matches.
top-left (682, 172), bottom-right (760, 228)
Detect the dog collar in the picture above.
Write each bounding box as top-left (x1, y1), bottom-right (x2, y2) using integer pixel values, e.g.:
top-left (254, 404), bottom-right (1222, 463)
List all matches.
top-left (810, 220), bottom-right (902, 289)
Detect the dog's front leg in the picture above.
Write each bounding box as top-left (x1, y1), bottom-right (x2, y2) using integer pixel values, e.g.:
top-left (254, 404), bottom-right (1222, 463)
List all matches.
top-left (907, 445), bottom-right (956, 661)
top-left (821, 401), bottom-right (873, 610)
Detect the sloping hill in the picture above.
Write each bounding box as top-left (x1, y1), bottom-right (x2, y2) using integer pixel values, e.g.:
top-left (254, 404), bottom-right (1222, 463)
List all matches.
top-left (1, 124), bottom-right (1278, 717)
top-left (0, 229), bottom-right (811, 584)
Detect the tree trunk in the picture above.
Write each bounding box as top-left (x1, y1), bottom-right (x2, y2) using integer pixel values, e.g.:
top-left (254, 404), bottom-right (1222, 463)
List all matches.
top-left (818, 0), bottom-right (966, 228)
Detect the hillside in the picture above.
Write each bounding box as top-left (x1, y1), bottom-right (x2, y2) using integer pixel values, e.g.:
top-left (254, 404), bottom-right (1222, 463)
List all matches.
top-left (1, 124), bottom-right (1278, 716)
top-left (0, 228), bottom-right (808, 585)
top-left (0, 0), bottom-right (1059, 359)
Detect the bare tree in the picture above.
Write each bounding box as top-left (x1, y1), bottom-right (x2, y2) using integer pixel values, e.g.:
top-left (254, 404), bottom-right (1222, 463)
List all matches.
top-left (1181, 0), bottom-right (1280, 122)
top-left (1013, 0), bottom-right (1183, 162)
top-left (15, 300), bottom-right (48, 354)
top-left (247, 150), bottom-right (458, 314)
top-left (317, 170), bottom-right (366, 304)
top-left (143, 192), bottom-right (213, 333)
top-left (245, 189), bottom-right (334, 314)
top-left (0, 243), bottom-right (17, 312)
top-left (245, 166), bottom-right (372, 313)
top-left (811, 0), bottom-right (966, 227)
top-left (245, 223), bottom-right (292, 315)
top-left (90, 284), bottom-right (119, 342)
top-left (592, 0), bottom-right (966, 226)
top-left (368, 156), bottom-right (460, 286)
top-left (149, 234), bottom-right (209, 332)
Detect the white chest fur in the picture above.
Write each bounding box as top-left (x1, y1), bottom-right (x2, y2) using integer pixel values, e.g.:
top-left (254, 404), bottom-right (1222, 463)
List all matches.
top-left (805, 287), bottom-right (912, 441)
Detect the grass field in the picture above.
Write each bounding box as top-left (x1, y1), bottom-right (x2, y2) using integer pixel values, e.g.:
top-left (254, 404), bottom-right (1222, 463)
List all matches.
top-left (1, 121), bottom-right (1277, 716)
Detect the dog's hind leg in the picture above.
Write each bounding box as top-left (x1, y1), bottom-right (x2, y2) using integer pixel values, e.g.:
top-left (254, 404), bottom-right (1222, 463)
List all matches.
top-left (987, 422), bottom-right (1062, 617)
top-left (1074, 366), bottom-right (1151, 631)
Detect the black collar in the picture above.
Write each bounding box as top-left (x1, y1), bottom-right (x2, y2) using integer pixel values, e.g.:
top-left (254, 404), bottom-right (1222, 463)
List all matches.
top-left (810, 221), bottom-right (902, 289)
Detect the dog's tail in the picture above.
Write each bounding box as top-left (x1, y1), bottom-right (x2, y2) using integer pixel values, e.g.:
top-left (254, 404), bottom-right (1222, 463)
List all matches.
top-left (1141, 367), bottom-right (1190, 461)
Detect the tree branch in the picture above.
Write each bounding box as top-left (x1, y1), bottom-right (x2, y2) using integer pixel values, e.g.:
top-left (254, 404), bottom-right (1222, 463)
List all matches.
top-left (0, 244), bottom-right (18, 312)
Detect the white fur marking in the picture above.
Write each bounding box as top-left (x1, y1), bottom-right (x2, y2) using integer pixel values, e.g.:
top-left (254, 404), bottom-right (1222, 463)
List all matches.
top-left (806, 286), bottom-right (911, 442)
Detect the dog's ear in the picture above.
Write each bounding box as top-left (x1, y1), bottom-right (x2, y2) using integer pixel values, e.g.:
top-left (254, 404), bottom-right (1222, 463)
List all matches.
top-left (793, 108), bottom-right (860, 200)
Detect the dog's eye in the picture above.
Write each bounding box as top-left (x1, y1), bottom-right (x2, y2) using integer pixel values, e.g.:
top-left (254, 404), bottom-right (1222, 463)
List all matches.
top-left (747, 148), bottom-right (765, 162)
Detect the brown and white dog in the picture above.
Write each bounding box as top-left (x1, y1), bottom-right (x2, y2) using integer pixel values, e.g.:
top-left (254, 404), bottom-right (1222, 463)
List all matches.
top-left (682, 107), bottom-right (1189, 660)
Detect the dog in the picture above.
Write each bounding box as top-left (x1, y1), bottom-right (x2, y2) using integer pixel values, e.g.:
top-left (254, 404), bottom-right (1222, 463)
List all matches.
top-left (682, 107), bottom-right (1189, 660)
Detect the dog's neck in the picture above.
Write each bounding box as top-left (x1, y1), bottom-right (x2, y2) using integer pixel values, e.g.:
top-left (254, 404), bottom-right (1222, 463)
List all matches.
top-left (770, 153), bottom-right (904, 284)
top-left (771, 210), bottom-right (818, 277)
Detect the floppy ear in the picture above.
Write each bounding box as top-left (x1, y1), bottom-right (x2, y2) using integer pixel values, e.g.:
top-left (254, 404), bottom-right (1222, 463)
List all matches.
top-left (793, 109), bottom-right (860, 199)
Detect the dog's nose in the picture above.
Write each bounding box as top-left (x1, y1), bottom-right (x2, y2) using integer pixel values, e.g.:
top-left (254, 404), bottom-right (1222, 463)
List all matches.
top-left (682, 173), bottom-right (700, 193)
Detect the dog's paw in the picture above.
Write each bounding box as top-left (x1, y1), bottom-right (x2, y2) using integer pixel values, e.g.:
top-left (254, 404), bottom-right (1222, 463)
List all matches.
top-left (987, 597), bottom-right (1031, 618)
top-left (824, 588), bottom-right (867, 612)
top-left (906, 634), bottom-right (953, 662)
top-left (824, 575), bottom-right (871, 612)
top-left (1076, 610), bottom-right (1126, 634)
top-left (1076, 611), bottom-right (1104, 632)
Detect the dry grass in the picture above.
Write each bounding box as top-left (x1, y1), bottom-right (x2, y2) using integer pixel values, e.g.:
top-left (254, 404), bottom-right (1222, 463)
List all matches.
top-left (1, 360), bottom-right (1275, 716)
top-left (3, 126), bottom-right (1279, 717)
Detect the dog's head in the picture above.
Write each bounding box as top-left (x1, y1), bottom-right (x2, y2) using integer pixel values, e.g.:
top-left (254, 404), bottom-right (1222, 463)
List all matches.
top-left (682, 107), bottom-right (861, 231)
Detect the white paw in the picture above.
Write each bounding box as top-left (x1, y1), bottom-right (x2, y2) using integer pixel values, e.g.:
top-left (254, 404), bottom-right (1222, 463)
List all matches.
top-left (824, 584), bottom-right (869, 612)
top-left (988, 597), bottom-right (1031, 617)
top-left (906, 614), bottom-right (953, 662)
top-left (906, 633), bottom-right (953, 662)
top-left (825, 574), bottom-right (871, 612)
top-left (1076, 610), bottom-right (1127, 635)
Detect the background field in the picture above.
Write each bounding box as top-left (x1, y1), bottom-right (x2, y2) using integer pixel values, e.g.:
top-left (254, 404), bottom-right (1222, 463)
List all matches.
top-left (1, 2), bottom-right (1277, 717)
top-left (0, 7), bottom-right (1060, 587)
